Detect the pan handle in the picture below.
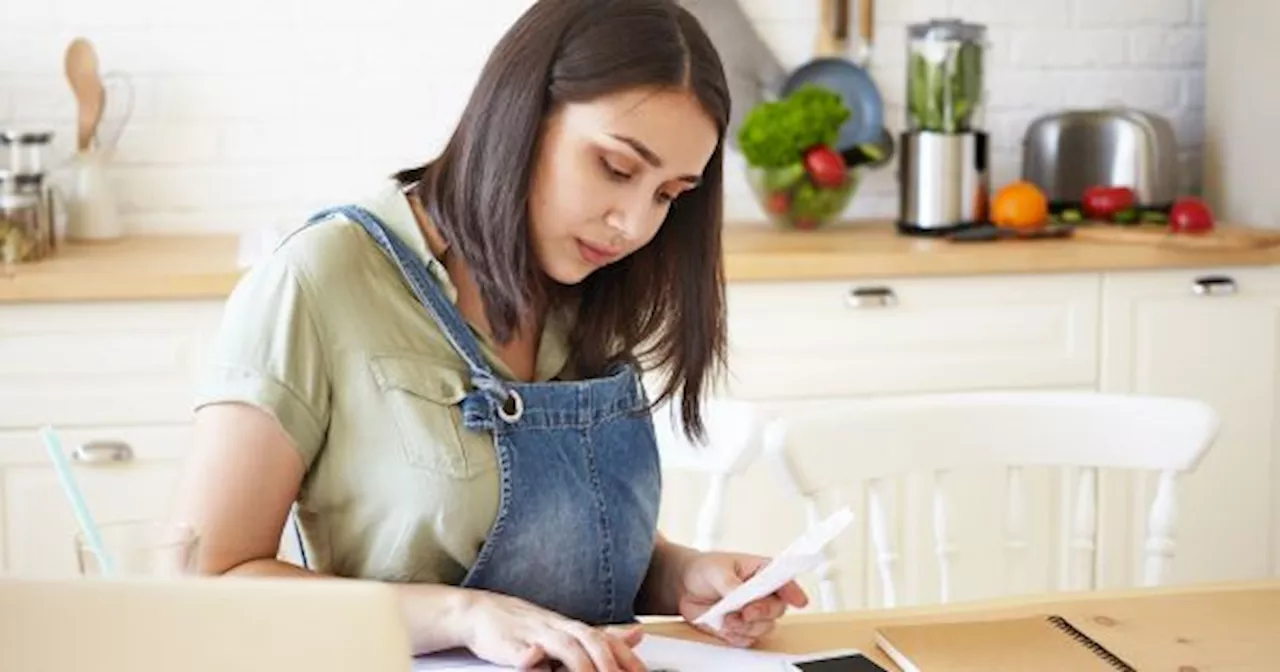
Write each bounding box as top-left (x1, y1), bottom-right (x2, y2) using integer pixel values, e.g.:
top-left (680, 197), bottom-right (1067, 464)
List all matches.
top-left (859, 0), bottom-right (874, 46)
top-left (834, 0), bottom-right (850, 44)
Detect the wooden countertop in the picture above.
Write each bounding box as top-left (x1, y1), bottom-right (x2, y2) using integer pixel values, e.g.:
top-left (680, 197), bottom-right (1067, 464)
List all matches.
top-left (0, 235), bottom-right (243, 304)
top-left (4, 221), bottom-right (1280, 304)
top-left (723, 221), bottom-right (1280, 281)
top-left (645, 579), bottom-right (1280, 670)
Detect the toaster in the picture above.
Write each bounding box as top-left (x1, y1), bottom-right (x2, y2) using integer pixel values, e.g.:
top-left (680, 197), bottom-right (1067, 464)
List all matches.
top-left (1021, 108), bottom-right (1180, 209)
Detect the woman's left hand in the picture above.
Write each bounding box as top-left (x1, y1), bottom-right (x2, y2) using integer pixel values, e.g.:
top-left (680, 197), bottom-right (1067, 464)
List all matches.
top-left (674, 551), bottom-right (809, 648)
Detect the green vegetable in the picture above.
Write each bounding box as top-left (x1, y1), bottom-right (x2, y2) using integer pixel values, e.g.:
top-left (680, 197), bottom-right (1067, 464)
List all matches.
top-left (1141, 210), bottom-right (1168, 224)
top-left (1113, 208), bottom-right (1139, 224)
top-left (738, 85), bottom-right (851, 168)
top-left (908, 41), bottom-right (983, 133)
top-left (761, 163), bottom-right (806, 192)
top-left (789, 174), bottom-right (856, 220)
top-left (1059, 208), bottom-right (1083, 222)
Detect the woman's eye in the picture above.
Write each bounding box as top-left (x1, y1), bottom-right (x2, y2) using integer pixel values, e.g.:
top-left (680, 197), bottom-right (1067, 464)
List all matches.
top-left (655, 192), bottom-right (677, 204)
top-left (600, 157), bottom-right (631, 181)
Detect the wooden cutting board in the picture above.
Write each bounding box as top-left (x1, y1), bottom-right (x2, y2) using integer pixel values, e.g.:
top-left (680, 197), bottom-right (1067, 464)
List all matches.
top-left (1069, 223), bottom-right (1280, 251)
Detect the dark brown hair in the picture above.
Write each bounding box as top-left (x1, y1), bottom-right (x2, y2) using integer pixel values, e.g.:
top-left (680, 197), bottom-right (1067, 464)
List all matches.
top-left (395, 0), bottom-right (729, 441)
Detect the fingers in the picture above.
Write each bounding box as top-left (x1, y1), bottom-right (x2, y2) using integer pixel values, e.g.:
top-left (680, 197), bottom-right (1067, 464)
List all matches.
top-left (713, 597), bottom-right (790, 648)
top-left (711, 619), bottom-right (775, 648)
top-left (536, 631), bottom-right (595, 672)
top-left (604, 630), bottom-right (649, 672)
top-left (776, 580), bottom-right (810, 608)
top-left (541, 623), bottom-right (645, 672)
top-left (604, 624), bottom-right (646, 647)
top-left (571, 623), bottom-right (633, 672)
top-left (740, 596), bottom-right (787, 623)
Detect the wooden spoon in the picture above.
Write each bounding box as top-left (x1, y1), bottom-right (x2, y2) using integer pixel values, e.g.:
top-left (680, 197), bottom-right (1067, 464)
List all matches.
top-left (64, 38), bottom-right (104, 152)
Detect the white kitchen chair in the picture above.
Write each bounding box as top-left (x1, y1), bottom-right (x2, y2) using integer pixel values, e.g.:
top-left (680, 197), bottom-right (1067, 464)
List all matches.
top-left (762, 391), bottom-right (1220, 612)
top-left (651, 399), bottom-right (768, 551)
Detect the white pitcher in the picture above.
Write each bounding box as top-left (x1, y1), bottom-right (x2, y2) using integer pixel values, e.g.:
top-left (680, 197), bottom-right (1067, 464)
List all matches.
top-left (59, 69), bottom-right (133, 243)
top-left (62, 148), bottom-right (122, 242)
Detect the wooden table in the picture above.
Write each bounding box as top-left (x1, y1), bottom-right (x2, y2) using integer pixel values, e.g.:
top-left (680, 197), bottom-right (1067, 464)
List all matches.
top-left (645, 580), bottom-right (1280, 670)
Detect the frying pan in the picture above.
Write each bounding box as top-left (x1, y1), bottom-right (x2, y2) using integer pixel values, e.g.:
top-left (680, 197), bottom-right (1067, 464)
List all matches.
top-left (780, 0), bottom-right (885, 150)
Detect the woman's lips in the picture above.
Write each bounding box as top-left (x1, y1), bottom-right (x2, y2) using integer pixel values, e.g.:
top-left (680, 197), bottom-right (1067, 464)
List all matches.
top-left (576, 238), bottom-right (621, 266)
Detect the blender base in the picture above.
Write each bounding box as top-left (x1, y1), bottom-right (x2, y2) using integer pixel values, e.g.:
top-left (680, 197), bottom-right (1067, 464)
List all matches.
top-left (896, 220), bottom-right (988, 237)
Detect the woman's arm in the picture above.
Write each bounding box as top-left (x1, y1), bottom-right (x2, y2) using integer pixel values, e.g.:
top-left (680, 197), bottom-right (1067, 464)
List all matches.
top-left (636, 534), bottom-right (811, 647)
top-left (635, 533), bottom-right (699, 616)
top-left (172, 403), bottom-right (645, 671)
top-left (171, 403), bottom-right (473, 654)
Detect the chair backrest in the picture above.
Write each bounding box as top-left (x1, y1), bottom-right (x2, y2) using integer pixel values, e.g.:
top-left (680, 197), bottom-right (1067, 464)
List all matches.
top-left (762, 391), bottom-right (1220, 611)
top-left (651, 399), bottom-right (767, 550)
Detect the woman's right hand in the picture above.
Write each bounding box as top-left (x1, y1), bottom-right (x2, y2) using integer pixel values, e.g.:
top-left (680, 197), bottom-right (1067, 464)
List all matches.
top-left (457, 590), bottom-right (648, 671)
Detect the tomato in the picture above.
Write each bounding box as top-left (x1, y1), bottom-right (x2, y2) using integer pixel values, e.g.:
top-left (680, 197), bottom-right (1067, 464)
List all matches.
top-left (794, 216), bottom-right (819, 231)
top-left (1082, 185), bottom-right (1136, 220)
top-left (1170, 196), bottom-right (1215, 234)
top-left (803, 145), bottom-right (847, 189)
top-left (766, 191), bottom-right (791, 215)
top-left (991, 180), bottom-right (1049, 230)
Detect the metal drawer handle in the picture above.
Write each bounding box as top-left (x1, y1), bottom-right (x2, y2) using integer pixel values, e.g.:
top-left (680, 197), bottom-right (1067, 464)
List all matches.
top-left (1192, 275), bottom-right (1237, 297)
top-left (72, 441), bottom-right (135, 464)
top-left (846, 286), bottom-right (897, 309)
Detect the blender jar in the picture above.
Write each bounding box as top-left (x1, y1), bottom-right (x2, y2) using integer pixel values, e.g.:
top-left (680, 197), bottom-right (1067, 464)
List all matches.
top-left (906, 19), bottom-right (988, 134)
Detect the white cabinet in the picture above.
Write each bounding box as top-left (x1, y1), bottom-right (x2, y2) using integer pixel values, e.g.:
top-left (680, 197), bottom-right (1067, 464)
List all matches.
top-left (0, 426), bottom-right (191, 577)
top-left (4, 266), bottom-right (1279, 595)
top-left (722, 274), bottom-right (1100, 399)
top-left (1100, 268), bottom-right (1280, 587)
top-left (0, 302), bottom-right (223, 427)
top-left (0, 301), bottom-right (223, 578)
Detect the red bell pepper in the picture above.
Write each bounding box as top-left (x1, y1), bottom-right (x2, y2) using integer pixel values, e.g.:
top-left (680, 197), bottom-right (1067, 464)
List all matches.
top-left (1170, 197), bottom-right (1215, 234)
top-left (1082, 185), bottom-right (1137, 220)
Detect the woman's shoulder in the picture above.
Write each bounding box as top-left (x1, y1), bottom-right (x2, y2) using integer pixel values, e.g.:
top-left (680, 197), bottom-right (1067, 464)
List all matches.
top-left (266, 214), bottom-right (378, 286)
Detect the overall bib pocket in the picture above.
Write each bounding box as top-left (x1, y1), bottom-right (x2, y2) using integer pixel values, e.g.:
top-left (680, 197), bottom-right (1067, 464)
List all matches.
top-left (368, 354), bottom-right (496, 479)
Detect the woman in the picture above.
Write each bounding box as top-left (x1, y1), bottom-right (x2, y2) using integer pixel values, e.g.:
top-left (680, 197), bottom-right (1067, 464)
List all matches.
top-left (173, 1), bottom-right (807, 670)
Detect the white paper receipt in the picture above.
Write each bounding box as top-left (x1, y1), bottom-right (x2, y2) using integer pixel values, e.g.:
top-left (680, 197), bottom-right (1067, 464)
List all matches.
top-left (694, 506), bottom-right (855, 631)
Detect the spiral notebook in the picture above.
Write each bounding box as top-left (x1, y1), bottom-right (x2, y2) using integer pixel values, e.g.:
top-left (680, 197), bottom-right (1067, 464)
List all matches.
top-left (874, 614), bottom-right (1136, 672)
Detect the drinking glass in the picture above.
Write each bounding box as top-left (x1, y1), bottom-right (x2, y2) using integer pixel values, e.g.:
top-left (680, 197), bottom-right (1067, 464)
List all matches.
top-left (75, 520), bottom-right (199, 578)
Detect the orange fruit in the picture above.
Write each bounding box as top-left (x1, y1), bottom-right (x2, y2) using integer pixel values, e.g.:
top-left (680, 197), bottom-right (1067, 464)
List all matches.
top-left (991, 181), bottom-right (1049, 230)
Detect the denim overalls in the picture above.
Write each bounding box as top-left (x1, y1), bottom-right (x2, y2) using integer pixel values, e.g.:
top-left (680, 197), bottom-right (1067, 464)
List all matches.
top-left (305, 205), bottom-right (663, 625)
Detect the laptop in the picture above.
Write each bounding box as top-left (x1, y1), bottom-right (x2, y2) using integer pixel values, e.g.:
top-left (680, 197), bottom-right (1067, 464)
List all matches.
top-left (0, 576), bottom-right (414, 672)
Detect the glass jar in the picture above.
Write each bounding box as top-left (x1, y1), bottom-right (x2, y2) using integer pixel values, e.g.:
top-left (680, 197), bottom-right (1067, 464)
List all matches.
top-left (0, 129), bottom-right (54, 178)
top-left (0, 174), bottom-right (53, 264)
top-left (906, 19), bottom-right (988, 134)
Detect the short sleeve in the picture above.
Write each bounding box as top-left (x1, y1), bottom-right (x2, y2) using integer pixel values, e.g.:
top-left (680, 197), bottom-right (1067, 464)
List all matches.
top-left (194, 255), bottom-right (331, 469)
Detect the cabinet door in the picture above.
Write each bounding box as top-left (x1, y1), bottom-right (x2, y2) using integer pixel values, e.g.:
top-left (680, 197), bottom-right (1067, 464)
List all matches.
top-left (1101, 268), bottom-right (1280, 586)
top-left (0, 301), bottom-right (224, 428)
top-left (722, 274), bottom-right (1100, 400)
top-left (0, 426), bottom-right (190, 578)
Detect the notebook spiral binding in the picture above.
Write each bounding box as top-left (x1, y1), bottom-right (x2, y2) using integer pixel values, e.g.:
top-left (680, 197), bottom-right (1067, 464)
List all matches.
top-left (1046, 615), bottom-right (1137, 672)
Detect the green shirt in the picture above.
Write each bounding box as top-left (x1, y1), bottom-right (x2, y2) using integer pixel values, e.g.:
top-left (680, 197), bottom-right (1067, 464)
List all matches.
top-left (195, 181), bottom-right (573, 584)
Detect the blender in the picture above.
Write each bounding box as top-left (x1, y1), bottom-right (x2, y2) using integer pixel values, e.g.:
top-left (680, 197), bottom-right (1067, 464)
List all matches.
top-left (898, 19), bottom-right (990, 236)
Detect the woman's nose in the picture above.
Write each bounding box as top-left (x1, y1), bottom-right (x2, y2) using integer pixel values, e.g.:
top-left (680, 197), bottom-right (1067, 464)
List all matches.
top-left (605, 197), bottom-right (658, 243)
top-left (604, 208), bottom-right (638, 245)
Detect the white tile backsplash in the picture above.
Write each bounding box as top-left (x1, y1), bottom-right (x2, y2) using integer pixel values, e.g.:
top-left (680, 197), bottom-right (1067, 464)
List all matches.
top-left (0, 0), bottom-right (1206, 233)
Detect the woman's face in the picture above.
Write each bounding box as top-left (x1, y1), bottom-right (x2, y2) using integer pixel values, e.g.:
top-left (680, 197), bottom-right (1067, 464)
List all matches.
top-left (528, 87), bottom-right (719, 285)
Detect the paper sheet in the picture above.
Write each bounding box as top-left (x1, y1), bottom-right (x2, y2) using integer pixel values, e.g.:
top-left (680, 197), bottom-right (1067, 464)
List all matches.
top-left (411, 634), bottom-right (796, 671)
top-left (693, 507), bottom-right (855, 631)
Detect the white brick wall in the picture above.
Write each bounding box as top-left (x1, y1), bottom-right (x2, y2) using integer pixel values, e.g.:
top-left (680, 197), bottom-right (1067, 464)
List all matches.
top-left (0, 0), bottom-right (1205, 234)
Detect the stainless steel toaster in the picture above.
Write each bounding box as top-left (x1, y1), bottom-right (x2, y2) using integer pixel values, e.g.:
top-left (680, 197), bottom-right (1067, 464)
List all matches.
top-left (1021, 108), bottom-right (1180, 208)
